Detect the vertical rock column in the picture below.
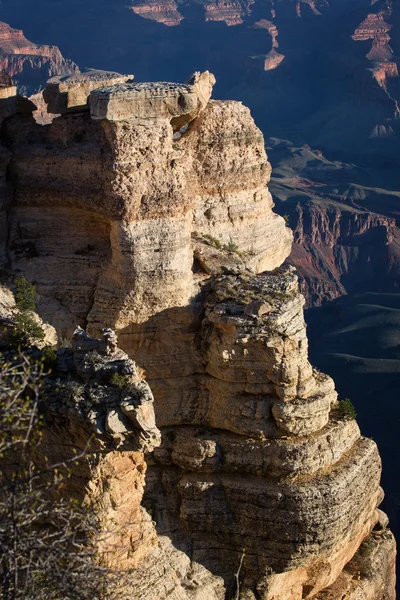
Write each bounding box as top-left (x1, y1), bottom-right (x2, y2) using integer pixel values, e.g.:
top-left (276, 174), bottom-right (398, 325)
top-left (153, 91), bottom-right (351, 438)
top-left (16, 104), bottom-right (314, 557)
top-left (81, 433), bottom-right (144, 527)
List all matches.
top-left (87, 74), bottom-right (217, 329)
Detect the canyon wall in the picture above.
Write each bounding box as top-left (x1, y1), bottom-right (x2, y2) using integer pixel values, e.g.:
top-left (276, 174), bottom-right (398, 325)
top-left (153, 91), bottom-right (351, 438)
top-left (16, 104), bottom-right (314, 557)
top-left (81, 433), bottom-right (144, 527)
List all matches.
top-left (279, 197), bottom-right (399, 306)
top-left (0, 72), bottom-right (396, 599)
top-left (0, 21), bottom-right (79, 96)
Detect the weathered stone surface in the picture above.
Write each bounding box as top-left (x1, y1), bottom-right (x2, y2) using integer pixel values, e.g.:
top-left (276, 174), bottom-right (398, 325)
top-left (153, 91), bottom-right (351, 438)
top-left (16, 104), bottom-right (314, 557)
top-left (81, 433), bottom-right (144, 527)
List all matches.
top-left (0, 72), bottom-right (395, 599)
top-left (45, 327), bottom-right (161, 451)
top-left (314, 529), bottom-right (396, 600)
top-left (3, 75), bottom-right (291, 334)
top-left (44, 69), bottom-right (134, 114)
top-left (90, 71), bottom-right (215, 128)
top-left (188, 100), bottom-right (293, 273)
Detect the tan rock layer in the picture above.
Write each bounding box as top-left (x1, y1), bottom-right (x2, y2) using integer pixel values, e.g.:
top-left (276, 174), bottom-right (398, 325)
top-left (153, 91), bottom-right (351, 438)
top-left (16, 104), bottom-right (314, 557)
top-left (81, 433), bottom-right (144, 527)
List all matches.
top-left (0, 73), bottom-right (395, 599)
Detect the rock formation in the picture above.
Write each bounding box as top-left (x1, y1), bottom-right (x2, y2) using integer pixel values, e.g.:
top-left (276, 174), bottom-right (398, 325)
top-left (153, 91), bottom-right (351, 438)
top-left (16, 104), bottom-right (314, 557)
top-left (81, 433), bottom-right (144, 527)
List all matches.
top-left (130, 0), bottom-right (254, 26)
top-left (352, 8), bottom-right (400, 118)
top-left (38, 326), bottom-right (161, 573)
top-left (0, 21), bottom-right (79, 96)
top-left (131, 0), bottom-right (184, 26)
top-left (268, 140), bottom-right (400, 307)
top-left (283, 199), bottom-right (398, 306)
top-left (0, 70), bottom-right (396, 599)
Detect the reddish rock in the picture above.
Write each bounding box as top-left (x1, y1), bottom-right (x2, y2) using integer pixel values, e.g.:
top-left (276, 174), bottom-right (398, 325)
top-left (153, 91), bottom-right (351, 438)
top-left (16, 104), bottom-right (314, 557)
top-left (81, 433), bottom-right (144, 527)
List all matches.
top-left (203, 0), bottom-right (254, 26)
top-left (130, 0), bottom-right (183, 26)
top-left (0, 21), bottom-right (79, 95)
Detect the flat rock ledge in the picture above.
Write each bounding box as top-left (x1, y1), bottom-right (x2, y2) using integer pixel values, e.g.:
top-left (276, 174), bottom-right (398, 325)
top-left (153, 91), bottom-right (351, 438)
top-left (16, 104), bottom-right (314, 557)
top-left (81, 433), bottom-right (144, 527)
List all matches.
top-left (90, 70), bottom-right (216, 127)
top-left (44, 68), bottom-right (134, 114)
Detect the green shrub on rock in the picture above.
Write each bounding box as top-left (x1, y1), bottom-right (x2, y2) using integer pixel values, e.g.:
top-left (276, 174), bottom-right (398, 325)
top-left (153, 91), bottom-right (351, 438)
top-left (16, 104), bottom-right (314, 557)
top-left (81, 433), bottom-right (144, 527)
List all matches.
top-left (336, 398), bottom-right (357, 421)
top-left (10, 276), bottom-right (45, 348)
top-left (110, 373), bottom-right (131, 388)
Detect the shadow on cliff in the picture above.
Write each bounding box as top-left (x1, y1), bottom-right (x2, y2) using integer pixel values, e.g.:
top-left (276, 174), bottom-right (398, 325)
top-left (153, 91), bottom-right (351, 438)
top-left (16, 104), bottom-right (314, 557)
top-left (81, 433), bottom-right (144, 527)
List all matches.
top-left (306, 291), bottom-right (400, 576)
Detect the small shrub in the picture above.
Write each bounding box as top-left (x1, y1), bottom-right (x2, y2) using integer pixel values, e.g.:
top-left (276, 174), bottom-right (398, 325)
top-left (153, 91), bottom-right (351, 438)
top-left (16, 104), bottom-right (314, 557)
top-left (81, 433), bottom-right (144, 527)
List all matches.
top-left (110, 373), bottom-right (131, 388)
top-left (10, 277), bottom-right (45, 348)
top-left (40, 346), bottom-right (57, 372)
top-left (336, 398), bottom-right (357, 421)
top-left (203, 234), bottom-right (222, 250)
top-left (14, 276), bottom-right (39, 312)
top-left (12, 311), bottom-right (45, 347)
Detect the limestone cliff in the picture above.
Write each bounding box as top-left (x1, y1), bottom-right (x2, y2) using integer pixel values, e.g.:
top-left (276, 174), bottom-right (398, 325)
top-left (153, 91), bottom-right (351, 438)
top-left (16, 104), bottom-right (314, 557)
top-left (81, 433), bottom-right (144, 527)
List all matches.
top-left (0, 71), bottom-right (396, 599)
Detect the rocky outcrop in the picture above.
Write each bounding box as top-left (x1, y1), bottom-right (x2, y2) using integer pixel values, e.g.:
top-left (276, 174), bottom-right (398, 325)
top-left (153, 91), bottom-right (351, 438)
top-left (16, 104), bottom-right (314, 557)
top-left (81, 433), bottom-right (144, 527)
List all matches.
top-left (40, 327), bottom-right (161, 571)
top-left (2, 70), bottom-right (291, 334)
top-left (203, 0), bottom-right (254, 26)
top-left (90, 71), bottom-right (215, 127)
top-left (44, 69), bottom-right (134, 115)
top-left (131, 0), bottom-right (184, 26)
top-left (130, 0), bottom-right (255, 26)
top-left (0, 21), bottom-right (79, 96)
top-left (352, 8), bottom-right (400, 117)
top-left (251, 20), bottom-right (285, 71)
top-left (0, 71), bottom-right (395, 599)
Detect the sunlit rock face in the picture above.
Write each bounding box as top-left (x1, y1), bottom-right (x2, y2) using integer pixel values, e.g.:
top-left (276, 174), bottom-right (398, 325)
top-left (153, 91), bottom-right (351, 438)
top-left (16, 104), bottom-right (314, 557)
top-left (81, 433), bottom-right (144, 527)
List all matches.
top-left (2, 71), bottom-right (291, 333)
top-left (0, 70), bottom-right (395, 599)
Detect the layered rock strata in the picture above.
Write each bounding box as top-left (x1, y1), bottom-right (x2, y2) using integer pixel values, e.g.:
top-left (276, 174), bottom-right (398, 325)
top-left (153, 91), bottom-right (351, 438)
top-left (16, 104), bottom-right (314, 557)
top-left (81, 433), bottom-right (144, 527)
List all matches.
top-left (0, 71), bottom-right (395, 598)
top-left (2, 70), bottom-right (291, 333)
top-left (41, 327), bottom-right (161, 571)
top-left (286, 200), bottom-right (397, 306)
top-left (352, 9), bottom-right (400, 117)
top-left (0, 21), bottom-right (79, 95)
top-left (44, 69), bottom-right (134, 115)
top-left (130, 0), bottom-right (254, 26)
top-left (130, 0), bottom-right (184, 26)
top-left (252, 20), bottom-right (285, 71)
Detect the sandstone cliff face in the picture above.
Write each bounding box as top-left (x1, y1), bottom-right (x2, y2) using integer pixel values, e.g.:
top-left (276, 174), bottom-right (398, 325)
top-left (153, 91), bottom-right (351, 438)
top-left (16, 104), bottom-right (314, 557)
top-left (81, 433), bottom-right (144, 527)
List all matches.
top-left (0, 73), bottom-right (396, 599)
top-left (2, 71), bottom-right (291, 333)
top-left (41, 327), bottom-right (161, 572)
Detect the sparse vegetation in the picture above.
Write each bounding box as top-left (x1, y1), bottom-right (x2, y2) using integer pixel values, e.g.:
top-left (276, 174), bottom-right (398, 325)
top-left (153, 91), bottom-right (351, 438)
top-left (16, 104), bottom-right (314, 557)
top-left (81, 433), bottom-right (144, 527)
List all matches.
top-left (14, 276), bottom-right (39, 312)
top-left (110, 373), bottom-right (131, 388)
top-left (213, 272), bottom-right (293, 307)
top-left (201, 234), bottom-right (245, 256)
top-left (10, 277), bottom-right (45, 348)
top-left (203, 234), bottom-right (222, 250)
top-left (0, 354), bottom-right (120, 599)
top-left (40, 345), bottom-right (57, 372)
top-left (336, 398), bottom-right (357, 421)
